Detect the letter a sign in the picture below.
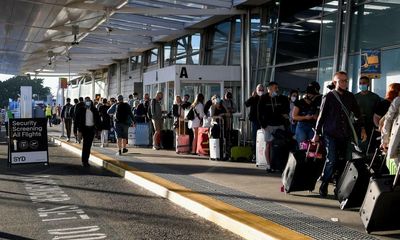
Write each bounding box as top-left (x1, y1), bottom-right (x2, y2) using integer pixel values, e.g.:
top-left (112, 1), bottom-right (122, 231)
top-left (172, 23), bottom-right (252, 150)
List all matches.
top-left (179, 67), bottom-right (188, 79)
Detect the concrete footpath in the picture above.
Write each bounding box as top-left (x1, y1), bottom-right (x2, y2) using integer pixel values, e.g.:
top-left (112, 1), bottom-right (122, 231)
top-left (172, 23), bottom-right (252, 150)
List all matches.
top-left (46, 126), bottom-right (399, 240)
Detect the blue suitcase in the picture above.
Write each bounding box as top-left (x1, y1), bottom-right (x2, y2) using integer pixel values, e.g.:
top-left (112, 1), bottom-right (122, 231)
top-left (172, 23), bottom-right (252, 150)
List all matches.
top-left (134, 123), bottom-right (150, 146)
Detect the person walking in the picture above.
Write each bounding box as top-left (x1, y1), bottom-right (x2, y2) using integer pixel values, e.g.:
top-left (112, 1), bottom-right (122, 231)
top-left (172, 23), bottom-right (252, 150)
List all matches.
top-left (381, 95), bottom-right (400, 174)
top-left (108, 95), bottom-right (134, 155)
top-left (245, 84), bottom-right (264, 162)
top-left (45, 104), bottom-right (53, 127)
top-left (61, 98), bottom-right (73, 142)
top-left (312, 71), bottom-right (367, 197)
top-left (355, 76), bottom-right (381, 153)
top-left (75, 97), bottom-right (100, 168)
top-left (149, 91), bottom-right (164, 150)
top-left (71, 97), bottom-right (85, 143)
top-left (98, 98), bottom-right (111, 147)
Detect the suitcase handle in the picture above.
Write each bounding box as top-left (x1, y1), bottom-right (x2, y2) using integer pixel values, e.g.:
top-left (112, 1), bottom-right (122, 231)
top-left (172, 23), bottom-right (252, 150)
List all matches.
top-left (306, 142), bottom-right (320, 161)
top-left (393, 162), bottom-right (400, 189)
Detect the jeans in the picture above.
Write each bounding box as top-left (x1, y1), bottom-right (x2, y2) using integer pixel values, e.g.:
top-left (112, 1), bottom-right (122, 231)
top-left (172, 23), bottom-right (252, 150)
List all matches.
top-left (321, 135), bottom-right (353, 183)
top-left (251, 121), bottom-right (260, 154)
top-left (295, 122), bottom-right (315, 145)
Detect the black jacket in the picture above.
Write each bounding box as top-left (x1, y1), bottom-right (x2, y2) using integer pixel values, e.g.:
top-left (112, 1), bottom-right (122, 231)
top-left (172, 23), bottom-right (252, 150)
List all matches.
top-left (315, 90), bottom-right (364, 139)
top-left (245, 95), bottom-right (261, 122)
top-left (75, 105), bottom-right (101, 132)
top-left (258, 94), bottom-right (290, 128)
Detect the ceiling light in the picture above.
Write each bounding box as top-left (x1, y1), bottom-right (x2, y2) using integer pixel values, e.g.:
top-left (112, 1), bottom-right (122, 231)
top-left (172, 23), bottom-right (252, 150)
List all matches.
top-left (364, 4), bottom-right (390, 10)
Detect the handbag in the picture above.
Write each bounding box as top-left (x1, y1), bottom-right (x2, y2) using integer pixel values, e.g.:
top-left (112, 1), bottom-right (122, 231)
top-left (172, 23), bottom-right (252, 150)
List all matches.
top-left (332, 91), bottom-right (358, 145)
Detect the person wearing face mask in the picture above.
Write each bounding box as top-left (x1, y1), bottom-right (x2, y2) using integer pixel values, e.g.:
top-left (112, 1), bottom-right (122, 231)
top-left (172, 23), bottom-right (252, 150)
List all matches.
top-left (288, 90), bottom-right (299, 134)
top-left (292, 86), bottom-right (320, 146)
top-left (355, 76), bottom-right (381, 153)
top-left (312, 71), bottom-right (367, 197)
top-left (258, 82), bottom-right (290, 172)
top-left (245, 84), bottom-right (264, 161)
top-left (75, 97), bottom-right (100, 168)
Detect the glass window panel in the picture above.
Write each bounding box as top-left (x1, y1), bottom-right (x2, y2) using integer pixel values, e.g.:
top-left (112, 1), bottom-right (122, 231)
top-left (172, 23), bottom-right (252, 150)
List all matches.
top-left (274, 62), bottom-right (318, 94)
top-left (261, 2), bottom-right (279, 31)
top-left (210, 21), bottom-right (231, 48)
top-left (250, 14), bottom-right (261, 65)
top-left (317, 58), bottom-right (334, 94)
top-left (276, 20), bottom-right (321, 63)
top-left (349, 2), bottom-right (400, 53)
top-left (230, 43), bottom-right (241, 65)
top-left (280, 0), bottom-right (324, 25)
top-left (177, 37), bottom-right (188, 55)
top-left (164, 44), bottom-right (171, 62)
top-left (188, 53), bottom-right (199, 65)
top-left (230, 18), bottom-right (241, 65)
top-left (209, 46), bottom-right (227, 65)
top-left (191, 33), bottom-right (201, 52)
top-left (319, 13), bottom-right (337, 57)
top-left (258, 31), bottom-right (276, 67)
top-left (150, 48), bottom-right (158, 65)
top-left (176, 57), bottom-right (187, 64)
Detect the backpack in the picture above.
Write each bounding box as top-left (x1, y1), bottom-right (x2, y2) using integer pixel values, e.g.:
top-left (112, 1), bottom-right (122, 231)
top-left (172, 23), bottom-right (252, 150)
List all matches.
top-left (135, 103), bottom-right (146, 117)
top-left (115, 103), bottom-right (129, 123)
top-left (185, 107), bottom-right (195, 121)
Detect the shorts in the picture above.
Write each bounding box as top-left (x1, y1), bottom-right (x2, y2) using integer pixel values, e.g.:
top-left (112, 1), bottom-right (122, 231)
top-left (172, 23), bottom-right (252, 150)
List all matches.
top-left (152, 119), bottom-right (163, 132)
top-left (114, 122), bottom-right (129, 139)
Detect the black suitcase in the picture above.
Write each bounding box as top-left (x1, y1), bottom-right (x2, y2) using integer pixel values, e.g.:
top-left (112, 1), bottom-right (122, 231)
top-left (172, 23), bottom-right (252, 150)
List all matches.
top-left (360, 167), bottom-right (400, 233)
top-left (270, 137), bottom-right (289, 171)
top-left (336, 148), bottom-right (385, 209)
top-left (161, 130), bottom-right (174, 150)
top-left (282, 149), bottom-right (325, 193)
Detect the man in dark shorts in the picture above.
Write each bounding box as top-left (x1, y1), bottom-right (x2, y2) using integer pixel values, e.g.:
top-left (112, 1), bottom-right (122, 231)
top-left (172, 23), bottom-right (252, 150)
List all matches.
top-left (108, 95), bottom-right (135, 155)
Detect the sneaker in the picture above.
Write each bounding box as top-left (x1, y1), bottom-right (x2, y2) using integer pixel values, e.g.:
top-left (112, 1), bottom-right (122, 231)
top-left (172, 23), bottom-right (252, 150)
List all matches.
top-left (122, 148), bottom-right (128, 153)
top-left (152, 146), bottom-right (161, 150)
top-left (100, 144), bottom-right (104, 148)
top-left (67, 138), bottom-right (70, 142)
top-left (116, 150), bottom-right (122, 156)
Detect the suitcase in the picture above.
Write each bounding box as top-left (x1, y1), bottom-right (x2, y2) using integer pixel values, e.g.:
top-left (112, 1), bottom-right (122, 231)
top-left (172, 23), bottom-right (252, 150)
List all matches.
top-left (209, 118), bottom-right (225, 160)
top-left (161, 130), bottom-right (174, 150)
top-left (256, 129), bottom-right (268, 169)
top-left (360, 167), bottom-right (400, 233)
top-left (134, 123), bottom-right (150, 146)
top-left (282, 143), bottom-right (325, 193)
top-left (230, 119), bottom-right (252, 162)
top-left (336, 148), bottom-right (384, 209)
top-left (196, 127), bottom-right (209, 156)
top-left (176, 121), bottom-right (190, 154)
top-left (128, 126), bottom-right (135, 146)
top-left (270, 137), bottom-right (290, 172)
top-left (210, 138), bottom-right (224, 160)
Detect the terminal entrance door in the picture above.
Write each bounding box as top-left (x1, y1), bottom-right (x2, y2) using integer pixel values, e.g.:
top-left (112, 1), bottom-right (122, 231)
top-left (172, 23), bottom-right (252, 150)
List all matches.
top-left (181, 82), bottom-right (222, 103)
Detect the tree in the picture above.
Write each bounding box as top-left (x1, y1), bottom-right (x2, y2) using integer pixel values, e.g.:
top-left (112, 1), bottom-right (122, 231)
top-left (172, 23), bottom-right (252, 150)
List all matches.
top-left (0, 76), bottom-right (51, 107)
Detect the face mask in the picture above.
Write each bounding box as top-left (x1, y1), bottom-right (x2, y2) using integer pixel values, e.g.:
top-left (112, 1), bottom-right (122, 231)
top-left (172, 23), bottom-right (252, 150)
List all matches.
top-left (290, 96), bottom-right (297, 102)
top-left (271, 92), bottom-right (278, 98)
top-left (359, 84), bottom-right (368, 91)
top-left (257, 91), bottom-right (264, 96)
top-left (85, 101), bottom-right (91, 108)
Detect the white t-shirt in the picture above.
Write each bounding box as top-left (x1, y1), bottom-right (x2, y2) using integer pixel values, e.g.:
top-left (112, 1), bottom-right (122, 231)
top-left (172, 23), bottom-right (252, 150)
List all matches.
top-left (85, 109), bottom-right (94, 127)
top-left (188, 103), bottom-right (205, 129)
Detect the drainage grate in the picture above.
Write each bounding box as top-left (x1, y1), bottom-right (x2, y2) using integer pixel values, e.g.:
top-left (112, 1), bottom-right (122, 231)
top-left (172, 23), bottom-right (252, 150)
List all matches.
top-left (95, 147), bottom-right (377, 240)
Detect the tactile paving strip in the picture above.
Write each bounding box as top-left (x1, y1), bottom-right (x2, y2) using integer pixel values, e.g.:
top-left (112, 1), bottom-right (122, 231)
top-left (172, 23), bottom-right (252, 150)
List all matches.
top-left (96, 147), bottom-right (377, 240)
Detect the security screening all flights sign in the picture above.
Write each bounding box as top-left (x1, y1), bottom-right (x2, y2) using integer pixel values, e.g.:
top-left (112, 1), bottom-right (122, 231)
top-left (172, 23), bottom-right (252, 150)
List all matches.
top-left (8, 118), bottom-right (49, 166)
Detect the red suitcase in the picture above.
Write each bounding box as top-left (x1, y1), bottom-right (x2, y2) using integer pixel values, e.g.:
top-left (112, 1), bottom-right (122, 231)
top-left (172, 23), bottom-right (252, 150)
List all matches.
top-left (196, 127), bottom-right (209, 156)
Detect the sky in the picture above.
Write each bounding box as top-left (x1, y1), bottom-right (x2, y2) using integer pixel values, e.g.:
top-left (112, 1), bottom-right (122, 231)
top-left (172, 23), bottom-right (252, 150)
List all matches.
top-left (0, 73), bottom-right (59, 96)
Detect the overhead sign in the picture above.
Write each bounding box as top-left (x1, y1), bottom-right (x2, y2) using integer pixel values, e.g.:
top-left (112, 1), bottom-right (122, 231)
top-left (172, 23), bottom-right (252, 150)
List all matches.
top-left (361, 49), bottom-right (381, 79)
top-left (59, 77), bottom-right (68, 89)
top-left (8, 118), bottom-right (49, 166)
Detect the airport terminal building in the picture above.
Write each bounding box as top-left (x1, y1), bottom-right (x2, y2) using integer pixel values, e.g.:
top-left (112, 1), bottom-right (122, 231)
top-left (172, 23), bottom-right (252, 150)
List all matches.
top-left (62, 0), bottom-right (399, 111)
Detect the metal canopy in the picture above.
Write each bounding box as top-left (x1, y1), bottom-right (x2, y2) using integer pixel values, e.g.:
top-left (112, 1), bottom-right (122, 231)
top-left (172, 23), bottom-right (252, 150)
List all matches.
top-left (0, 0), bottom-right (246, 76)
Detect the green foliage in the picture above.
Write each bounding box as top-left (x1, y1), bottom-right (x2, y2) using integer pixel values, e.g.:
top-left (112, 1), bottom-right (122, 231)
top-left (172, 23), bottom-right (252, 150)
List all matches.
top-left (0, 76), bottom-right (51, 107)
